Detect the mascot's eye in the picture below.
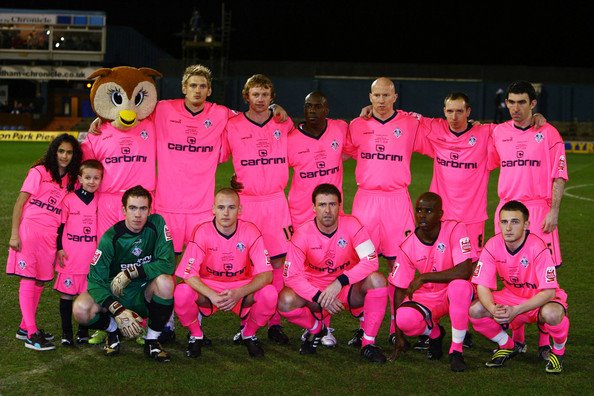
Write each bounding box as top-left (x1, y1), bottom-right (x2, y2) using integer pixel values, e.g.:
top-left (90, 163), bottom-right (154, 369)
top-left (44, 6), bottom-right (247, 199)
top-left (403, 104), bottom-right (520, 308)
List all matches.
top-left (110, 90), bottom-right (123, 106)
top-left (134, 89), bottom-right (147, 106)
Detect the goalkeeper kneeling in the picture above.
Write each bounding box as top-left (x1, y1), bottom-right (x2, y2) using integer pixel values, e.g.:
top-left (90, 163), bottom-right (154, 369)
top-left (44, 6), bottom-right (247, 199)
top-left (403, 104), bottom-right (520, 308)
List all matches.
top-left (73, 185), bottom-right (175, 362)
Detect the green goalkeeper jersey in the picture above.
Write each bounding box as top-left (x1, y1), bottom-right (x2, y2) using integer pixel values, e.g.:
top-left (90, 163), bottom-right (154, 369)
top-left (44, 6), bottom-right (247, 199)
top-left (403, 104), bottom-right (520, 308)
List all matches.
top-left (87, 214), bottom-right (175, 309)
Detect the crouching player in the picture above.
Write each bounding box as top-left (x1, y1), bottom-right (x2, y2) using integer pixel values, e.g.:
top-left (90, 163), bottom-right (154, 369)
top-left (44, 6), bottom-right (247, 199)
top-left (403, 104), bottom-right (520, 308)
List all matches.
top-left (389, 192), bottom-right (476, 372)
top-left (469, 201), bottom-right (569, 373)
top-left (173, 188), bottom-right (277, 358)
top-left (55, 160), bottom-right (103, 346)
top-left (278, 183), bottom-right (388, 363)
top-left (73, 185), bottom-right (175, 362)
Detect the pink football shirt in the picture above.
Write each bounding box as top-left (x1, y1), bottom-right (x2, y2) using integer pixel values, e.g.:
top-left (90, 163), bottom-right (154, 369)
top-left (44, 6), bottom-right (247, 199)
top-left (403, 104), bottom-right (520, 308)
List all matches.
top-left (287, 119), bottom-right (347, 227)
top-left (283, 214), bottom-right (378, 302)
top-left (20, 165), bottom-right (67, 227)
top-left (389, 221), bottom-right (477, 293)
top-left (345, 111), bottom-right (423, 191)
top-left (221, 113), bottom-right (292, 196)
top-left (81, 119), bottom-right (157, 193)
top-left (420, 119), bottom-right (494, 223)
top-left (472, 232), bottom-right (560, 299)
top-left (175, 219), bottom-right (271, 282)
top-left (490, 121), bottom-right (568, 202)
top-left (154, 100), bottom-right (235, 214)
top-left (58, 190), bottom-right (98, 274)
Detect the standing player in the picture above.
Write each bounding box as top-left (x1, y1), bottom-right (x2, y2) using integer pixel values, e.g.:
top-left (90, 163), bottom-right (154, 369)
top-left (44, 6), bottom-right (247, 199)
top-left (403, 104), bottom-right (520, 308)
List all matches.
top-left (469, 201), bottom-right (569, 373)
top-left (72, 186), bottom-right (175, 362)
top-left (54, 159), bottom-right (103, 346)
top-left (345, 77), bottom-right (426, 342)
top-left (490, 81), bottom-right (567, 351)
top-left (222, 74), bottom-right (293, 344)
top-left (490, 80), bottom-right (567, 266)
top-left (173, 188), bottom-right (277, 358)
top-left (288, 91), bottom-right (348, 229)
top-left (278, 184), bottom-right (389, 363)
top-left (389, 192), bottom-right (476, 372)
top-left (7, 133), bottom-right (82, 351)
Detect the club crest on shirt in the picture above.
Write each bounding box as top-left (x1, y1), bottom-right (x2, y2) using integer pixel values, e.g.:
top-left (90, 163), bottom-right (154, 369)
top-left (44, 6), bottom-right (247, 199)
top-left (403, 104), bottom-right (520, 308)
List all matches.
top-left (64, 278), bottom-right (73, 288)
top-left (273, 129), bottom-right (281, 140)
top-left (520, 256), bottom-right (529, 267)
top-left (18, 259), bottom-right (26, 270)
top-left (164, 225), bottom-right (173, 241)
top-left (468, 135), bottom-right (477, 146)
top-left (437, 242), bottom-right (446, 253)
top-left (90, 249), bottom-right (102, 266)
top-left (393, 128), bottom-right (402, 138)
top-left (140, 130), bottom-right (149, 140)
top-left (535, 132), bottom-right (544, 143)
top-left (204, 119), bottom-right (212, 129)
top-left (545, 266), bottom-right (556, 283)
top-left (236, 242), bottom-right (246, 252)
top-left (131, 246), bottom-right (142, 257)
top-left (337, 238), bottom-right (347, 248)
top-left (331, 139), bottom-right (339, 151)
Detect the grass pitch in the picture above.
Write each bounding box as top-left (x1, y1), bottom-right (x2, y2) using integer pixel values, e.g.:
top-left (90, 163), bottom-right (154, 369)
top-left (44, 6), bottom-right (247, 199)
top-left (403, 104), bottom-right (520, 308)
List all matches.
top-left (0, 142), bottom-right (593, 395)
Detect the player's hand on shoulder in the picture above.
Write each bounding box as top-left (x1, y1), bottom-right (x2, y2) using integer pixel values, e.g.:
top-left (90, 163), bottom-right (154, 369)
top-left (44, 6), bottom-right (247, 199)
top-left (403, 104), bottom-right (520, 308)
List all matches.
top-left (532, 113), bottom-right (547, 129)
top-left (230, 174), bottom-right (244, 192)
top-left (88, 117), bottom-right (103, 135)
top-left (272, 104), bottom-right (289, 123)
top-left (360, 105), bottom-right (372, 119)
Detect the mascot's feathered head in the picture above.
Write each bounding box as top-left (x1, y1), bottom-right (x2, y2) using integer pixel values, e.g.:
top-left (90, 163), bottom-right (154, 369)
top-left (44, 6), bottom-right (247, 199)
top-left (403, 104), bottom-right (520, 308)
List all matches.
top-left (88, 66), bottom-right (162, 130)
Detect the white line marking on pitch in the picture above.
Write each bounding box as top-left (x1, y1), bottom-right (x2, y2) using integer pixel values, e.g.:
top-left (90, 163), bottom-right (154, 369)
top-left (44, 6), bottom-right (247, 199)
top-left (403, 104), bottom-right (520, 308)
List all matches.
top-left (564, 184), bottom-right (594, 202)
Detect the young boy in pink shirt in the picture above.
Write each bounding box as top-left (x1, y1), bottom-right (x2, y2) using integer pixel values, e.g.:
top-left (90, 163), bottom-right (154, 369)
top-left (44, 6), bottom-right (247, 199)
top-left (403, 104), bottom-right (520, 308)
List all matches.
top-left (54, 160), bottom-right (103, 346)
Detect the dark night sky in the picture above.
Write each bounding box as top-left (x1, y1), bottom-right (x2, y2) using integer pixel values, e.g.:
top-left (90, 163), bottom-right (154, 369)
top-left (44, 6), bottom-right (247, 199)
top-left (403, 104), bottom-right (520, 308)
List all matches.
top-left (2, 1), bottom-right (594, 68)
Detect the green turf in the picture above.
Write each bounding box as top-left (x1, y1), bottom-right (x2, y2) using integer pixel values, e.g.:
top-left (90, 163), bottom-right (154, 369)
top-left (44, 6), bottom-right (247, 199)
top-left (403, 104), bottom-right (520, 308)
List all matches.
top-left (0, 142), bottom-right (593, 395)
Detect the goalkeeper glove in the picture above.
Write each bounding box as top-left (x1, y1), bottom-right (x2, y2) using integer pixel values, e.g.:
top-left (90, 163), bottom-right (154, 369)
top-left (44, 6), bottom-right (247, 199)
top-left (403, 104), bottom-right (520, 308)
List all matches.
top-left (111, 266), bottom-right (140, 297)
top-left (108, 301), bottom-right (143, 338)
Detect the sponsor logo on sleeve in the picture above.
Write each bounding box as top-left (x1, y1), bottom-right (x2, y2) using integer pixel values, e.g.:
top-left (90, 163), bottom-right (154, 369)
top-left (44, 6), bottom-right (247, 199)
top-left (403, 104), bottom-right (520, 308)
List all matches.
top-left (184, 257), bottom-right (195, 275)
top-left (558, 155), bottom-right (566, 173)
top-left (90, 249), bottom-right (102, 266)
top-left (459, 237), bottom-right (472, 254)
top-left (473, 262), bottom-right (482, 278)
top-left (390, 262), bottom-right (400, 278)
top-left (164, 225), bottom-right (173, 241)
top-left (545, 266), bottom-right (556, 283)
top-left (283, 261), bottom-right (291, 277)
top-left (264, 249), bottom-right (271, 266)
top-left (367, 251), bottom-right (378, 261)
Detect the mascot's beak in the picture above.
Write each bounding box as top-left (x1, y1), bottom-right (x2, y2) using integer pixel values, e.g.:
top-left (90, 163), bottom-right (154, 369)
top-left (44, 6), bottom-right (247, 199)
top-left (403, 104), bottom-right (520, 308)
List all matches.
top-left (118, 110), bottom-right (138, 128)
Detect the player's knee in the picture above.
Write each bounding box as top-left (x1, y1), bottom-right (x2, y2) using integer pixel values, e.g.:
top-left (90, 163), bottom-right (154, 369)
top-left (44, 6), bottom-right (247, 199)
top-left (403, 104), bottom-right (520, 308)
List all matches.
top-left (256, 284), bottom-right (278, 310)
top-left (173, 283), bottom-right (196, 306)
top-left (539, 303), bottom-right (565, 325)
top-left (396, 306), bottom-right (425, 336)
top-left (153, 274), bottom-right (175, 298)
top-left (277, 287), bottom-right (300, 313)
top-left (72, 296), bottom-right (94, 324)
top-left (447, 279), bottom-right (473, 300)
top-left (468, 299), bottom-right (487, 319)
top-left (365, 271), bottom-right (388, 289)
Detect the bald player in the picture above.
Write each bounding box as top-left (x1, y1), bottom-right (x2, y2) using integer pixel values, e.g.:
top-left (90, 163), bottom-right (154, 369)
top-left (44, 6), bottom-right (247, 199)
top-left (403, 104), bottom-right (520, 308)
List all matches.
top-left (345, 77), bottom-right (426, 342)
